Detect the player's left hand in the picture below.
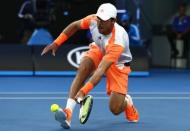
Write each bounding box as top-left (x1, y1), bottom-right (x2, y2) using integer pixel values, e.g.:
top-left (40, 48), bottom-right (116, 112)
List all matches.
top-left (41, 42), bottom-right (58, 56)
top-left (75, 90), bottom-right (85, 104)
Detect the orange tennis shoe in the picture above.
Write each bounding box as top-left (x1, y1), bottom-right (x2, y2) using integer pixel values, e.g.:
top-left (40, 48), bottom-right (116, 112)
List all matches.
top-left (124, 95), bottom-right (139, 122)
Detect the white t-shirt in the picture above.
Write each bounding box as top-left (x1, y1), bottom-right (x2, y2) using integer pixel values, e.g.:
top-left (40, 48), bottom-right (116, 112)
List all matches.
top-left (81, 15), bottom-right (132, 64)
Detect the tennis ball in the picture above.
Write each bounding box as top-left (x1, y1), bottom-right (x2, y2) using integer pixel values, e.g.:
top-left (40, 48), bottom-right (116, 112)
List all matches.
top-left (50, 104), bottom-right (60, 112)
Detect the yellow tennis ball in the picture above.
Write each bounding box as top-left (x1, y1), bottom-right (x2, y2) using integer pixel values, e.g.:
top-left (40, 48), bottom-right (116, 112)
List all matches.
top-left (50, 104), bottom-right (60, 112)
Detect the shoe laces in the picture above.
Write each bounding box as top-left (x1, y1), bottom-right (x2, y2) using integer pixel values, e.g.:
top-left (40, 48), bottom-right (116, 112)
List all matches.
top-left (127, 105), bottom-right (137, 116)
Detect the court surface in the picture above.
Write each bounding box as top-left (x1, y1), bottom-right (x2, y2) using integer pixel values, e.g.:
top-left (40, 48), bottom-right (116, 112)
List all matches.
top-left (0, 69), bottom-right (190, 131)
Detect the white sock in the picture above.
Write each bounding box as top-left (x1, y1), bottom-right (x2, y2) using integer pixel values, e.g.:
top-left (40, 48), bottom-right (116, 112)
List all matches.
top-left (65, 98), bottom-right (77, 112)
top-left (125, 94), bottom-right (133, 107)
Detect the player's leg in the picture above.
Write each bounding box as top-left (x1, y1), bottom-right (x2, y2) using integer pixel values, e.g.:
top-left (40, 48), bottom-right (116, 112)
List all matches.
top-left (109, 91), bottom-right (126, 115)
top-left (68, 43), bottom-right (102, 100)
top-left (106, 64), bottom-right (139, 122)
top-left (69, 56), bottom-right (95, 99)
top-left (77, 43), bottom-right (103, 124)
top-left (55, 43), bottom-right (102, 128)
top-left (109, 92), bottom-right (139, 122)
top-left (55, 57), bottom-right (95, 128)
top-left (66, 43), bottom-right (102, 111)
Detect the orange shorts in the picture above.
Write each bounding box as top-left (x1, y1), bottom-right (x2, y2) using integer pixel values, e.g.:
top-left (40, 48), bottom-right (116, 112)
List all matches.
top-left (84, 43), bottom-right (131, 95)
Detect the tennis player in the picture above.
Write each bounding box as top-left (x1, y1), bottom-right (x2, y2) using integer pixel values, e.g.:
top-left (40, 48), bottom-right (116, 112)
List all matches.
top-left (41, 3), bottom-right (139, 129)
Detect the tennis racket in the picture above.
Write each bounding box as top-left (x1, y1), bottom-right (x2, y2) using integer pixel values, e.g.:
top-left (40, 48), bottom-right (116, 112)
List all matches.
top-left (79, 95), bottom-right (93, 124)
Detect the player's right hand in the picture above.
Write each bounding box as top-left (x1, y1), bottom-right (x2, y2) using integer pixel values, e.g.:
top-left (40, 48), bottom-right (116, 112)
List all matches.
top-left (41, 43), bottom-right (59, 56)
top-left (75, 90), bottom-right (85, 104)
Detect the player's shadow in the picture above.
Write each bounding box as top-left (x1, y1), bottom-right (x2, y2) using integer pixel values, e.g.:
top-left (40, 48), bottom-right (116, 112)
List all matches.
top-left (64, 121), bottom-right (144, 131)
top-left (51, 118), bottom-right (145, 131)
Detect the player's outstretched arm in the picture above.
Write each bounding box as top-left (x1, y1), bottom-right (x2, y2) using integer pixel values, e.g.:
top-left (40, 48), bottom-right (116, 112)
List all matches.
top-left (41, 20), bottom-right (82, 56)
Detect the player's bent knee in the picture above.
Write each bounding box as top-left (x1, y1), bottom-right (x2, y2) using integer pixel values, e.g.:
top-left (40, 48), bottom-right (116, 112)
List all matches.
top-left (109, 106), bottom-right (121, 115)
top-left (109, 92), bottom-right (125, 115)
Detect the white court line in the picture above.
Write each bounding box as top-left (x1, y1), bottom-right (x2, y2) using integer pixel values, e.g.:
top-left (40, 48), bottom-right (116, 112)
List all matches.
top-left (0, 92), bottom-right (104, 94)
top-left (1, 92), bottom-right (190, 100)
top-left (1, 92), bottom-right (190, 95)
top-left (96, 92), bottom-right (190, 95)
top-left (1, 97), bottom-right (190, 100)
top-left (128, 92), bottom-right (190, 95)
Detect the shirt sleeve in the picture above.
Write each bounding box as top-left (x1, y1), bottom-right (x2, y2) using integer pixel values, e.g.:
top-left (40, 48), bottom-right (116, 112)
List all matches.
top-left (80, 14), bottom-right (96, 29)
top-left (103, 44), bottom-right (124, 63)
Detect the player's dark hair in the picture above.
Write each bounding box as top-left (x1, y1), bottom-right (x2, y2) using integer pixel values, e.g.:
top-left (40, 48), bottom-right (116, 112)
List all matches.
top-left (110, 18), bottom-right (116, 22)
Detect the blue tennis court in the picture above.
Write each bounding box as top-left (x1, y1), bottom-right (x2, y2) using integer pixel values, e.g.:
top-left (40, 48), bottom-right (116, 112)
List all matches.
top-left (0, 69), bottom-right (190, 131)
